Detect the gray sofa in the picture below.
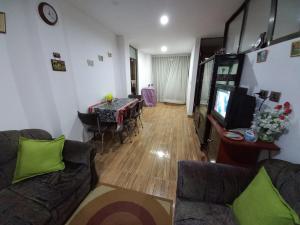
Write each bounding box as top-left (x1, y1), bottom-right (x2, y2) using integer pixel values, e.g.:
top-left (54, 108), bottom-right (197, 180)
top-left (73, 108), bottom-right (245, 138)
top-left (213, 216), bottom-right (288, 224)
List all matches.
top-left (0, 129), bottom-right (98, 225)
top-left (174, 159), bottom-right (300, 225)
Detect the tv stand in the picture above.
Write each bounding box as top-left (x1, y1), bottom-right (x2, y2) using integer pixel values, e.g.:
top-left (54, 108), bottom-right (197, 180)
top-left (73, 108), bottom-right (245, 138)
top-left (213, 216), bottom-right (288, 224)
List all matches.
top-left (207, 115), bottom-right (280, 167)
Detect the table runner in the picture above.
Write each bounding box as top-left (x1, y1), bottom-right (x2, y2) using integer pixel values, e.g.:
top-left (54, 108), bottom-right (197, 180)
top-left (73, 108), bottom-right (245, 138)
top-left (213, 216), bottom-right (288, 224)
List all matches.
top-left (90, 98), bottom-right (138, 125)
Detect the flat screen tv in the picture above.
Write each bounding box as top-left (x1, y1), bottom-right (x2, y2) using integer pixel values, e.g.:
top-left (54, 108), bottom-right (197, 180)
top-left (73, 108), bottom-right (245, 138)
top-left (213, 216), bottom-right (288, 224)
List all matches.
top-left (211, 85), bottom-right (256, 129)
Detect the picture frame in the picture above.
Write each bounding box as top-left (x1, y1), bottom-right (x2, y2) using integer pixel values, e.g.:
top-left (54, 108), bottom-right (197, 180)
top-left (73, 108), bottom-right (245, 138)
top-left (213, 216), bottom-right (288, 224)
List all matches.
top-left (98, 55), bottom-right (104, 62)
top-left (257, 50), bottom-right (268, 63)
top-left (87, 59), bottom-right (94, 67)
top-left (51, 59), bottom-right (66, 72)
top-left (290, 41), bottom-right (300, 57)
top-left (0, 12), bottom-right (6, 33)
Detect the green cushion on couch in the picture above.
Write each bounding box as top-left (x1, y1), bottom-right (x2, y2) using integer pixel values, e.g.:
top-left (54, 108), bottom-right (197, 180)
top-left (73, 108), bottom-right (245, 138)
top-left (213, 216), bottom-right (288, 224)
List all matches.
top-left (13, 135), bottom-right (65, 183)
top-left (232, 167), bottom-right (300, 225)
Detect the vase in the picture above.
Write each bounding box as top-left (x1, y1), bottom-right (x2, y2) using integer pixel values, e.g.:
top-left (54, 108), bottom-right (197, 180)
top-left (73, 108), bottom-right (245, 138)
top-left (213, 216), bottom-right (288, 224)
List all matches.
top-left (258, 132), bottom-right (275, 143)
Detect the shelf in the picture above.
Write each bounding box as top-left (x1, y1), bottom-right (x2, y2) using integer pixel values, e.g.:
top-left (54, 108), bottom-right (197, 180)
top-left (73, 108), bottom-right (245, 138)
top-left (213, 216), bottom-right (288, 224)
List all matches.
top-left (207, 115), bottom-right (280, 152)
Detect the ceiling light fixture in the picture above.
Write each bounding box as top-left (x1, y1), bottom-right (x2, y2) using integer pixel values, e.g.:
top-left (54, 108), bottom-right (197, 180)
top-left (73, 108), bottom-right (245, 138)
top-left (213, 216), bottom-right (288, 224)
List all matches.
top-left (160, 15), bottom-right (169, 25)
top-left (161, 46), bottom-right (168, 52)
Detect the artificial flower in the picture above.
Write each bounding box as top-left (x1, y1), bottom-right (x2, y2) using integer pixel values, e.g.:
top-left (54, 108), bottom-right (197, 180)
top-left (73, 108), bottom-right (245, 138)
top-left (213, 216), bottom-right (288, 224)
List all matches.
top-left (284, 108), bottom-right (292, 115)
top-left (284, 101), bottom-right (291, 109)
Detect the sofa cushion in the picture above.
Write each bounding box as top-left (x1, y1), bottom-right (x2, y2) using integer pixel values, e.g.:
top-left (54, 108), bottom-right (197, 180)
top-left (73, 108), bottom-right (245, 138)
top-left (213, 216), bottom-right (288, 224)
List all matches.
top-left (13, 135), bottom-right (65, 183)
top-left (0, 188), bottom-right (51, 225)
top-left (174, 198), bottom-right (238, 225)
top-left (0, 154), bottom-right (16, 190)
top-left (8, 162), bottom-right (89, 211)
top-left (263, 160), bottom-right (300, 216)
top-left (232, 167), bottom-right (299, 225)
top-left (0, 129), bottom-right (52, 190)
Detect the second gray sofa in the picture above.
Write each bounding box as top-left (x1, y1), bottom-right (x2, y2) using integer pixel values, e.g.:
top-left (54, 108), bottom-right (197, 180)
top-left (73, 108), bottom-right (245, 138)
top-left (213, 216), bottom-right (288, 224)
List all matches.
top-left (174, 159), bottom-right (300, 225)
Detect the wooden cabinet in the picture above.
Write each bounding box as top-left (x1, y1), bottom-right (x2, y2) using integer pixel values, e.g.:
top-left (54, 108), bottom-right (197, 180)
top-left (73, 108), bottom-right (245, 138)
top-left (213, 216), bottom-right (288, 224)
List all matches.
top-left (207, 115), bottom-right (280, 167)
top-left (207, 126), bottom-right (221, 162)
top-left (193, 54), bottom-right (245, 147)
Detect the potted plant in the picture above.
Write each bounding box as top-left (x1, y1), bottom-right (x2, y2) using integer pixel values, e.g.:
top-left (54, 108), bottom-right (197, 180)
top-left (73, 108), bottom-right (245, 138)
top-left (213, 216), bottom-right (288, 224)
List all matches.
top-left (251, 102), bottom-right (292, 142)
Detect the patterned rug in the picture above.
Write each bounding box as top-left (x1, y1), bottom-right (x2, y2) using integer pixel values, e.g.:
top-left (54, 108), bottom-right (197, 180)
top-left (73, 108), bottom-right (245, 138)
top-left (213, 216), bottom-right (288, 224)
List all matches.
top-left (66, 184), bottom-right (173, 225)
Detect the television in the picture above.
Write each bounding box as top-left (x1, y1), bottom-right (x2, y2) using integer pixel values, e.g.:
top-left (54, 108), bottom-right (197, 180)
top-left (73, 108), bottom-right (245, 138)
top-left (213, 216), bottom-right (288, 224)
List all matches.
top-left (211, 85), bottom-right (256, 129)
top-left (213, 89), bottom-right (231, 119)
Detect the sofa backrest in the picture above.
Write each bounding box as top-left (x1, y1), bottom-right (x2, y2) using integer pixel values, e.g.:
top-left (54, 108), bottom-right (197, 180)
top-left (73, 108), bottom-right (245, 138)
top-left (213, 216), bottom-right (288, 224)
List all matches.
top-left (263, 159), bottom-right (300, 217)
top-left (0, 129), bottom-right (52, 190)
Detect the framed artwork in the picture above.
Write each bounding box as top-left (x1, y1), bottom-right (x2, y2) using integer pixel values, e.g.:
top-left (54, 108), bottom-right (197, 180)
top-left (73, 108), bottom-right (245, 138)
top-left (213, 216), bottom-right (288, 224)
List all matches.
top-left (0, 12), bottom-right (6, 33)
top-left (87, 59), bottom-right (94, 67)
top-left (291, 41), bottom-right (300, 57)
top-left (98, 55), bottom-right (104, 62)
top-left (51, 59), bottom-right (66, 72)
top-left (257, 50), bottom-right (268, 63)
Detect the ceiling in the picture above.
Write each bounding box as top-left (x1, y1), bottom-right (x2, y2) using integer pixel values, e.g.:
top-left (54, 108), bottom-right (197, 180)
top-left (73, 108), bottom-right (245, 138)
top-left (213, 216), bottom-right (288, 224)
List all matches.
top-left (68, 0), bottom-right (243, 55)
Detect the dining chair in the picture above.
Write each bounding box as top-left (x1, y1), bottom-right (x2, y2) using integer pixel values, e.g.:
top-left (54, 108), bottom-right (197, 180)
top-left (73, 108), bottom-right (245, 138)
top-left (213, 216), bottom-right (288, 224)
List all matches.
top-left (77, 111), bottom-right (108, 152)
top-left (135, 99), bottom-right (144, 128)
top-left (123, 102), bottom-right (139, 142)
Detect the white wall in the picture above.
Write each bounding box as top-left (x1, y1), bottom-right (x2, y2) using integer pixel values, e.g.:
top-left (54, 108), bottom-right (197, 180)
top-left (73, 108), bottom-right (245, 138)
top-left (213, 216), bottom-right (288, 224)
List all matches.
top-left (186, 38), bottom-right (201, 115)
top-left (0, 0), bottom-right (127, 140)
top-left (137, 51), bottom-right (152, 94)
top-left (241, 37), bottom-right (300, 163)
top-left (116, 35), bottom-right (131, 96)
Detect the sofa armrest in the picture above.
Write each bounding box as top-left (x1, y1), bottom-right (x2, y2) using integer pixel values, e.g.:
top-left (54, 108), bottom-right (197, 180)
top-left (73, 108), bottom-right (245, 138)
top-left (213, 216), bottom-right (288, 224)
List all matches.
top-left (63, 140), bottom-right (96, 167)
top-left (63, 140), bottom-right (99, 189)
top-left (176, 161), bottom-right (257, 204)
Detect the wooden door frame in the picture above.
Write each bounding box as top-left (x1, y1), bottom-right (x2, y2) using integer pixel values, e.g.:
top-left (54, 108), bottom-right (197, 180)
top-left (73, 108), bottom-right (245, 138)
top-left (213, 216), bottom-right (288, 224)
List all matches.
top-left (130, 45), bottom-right (139, 94)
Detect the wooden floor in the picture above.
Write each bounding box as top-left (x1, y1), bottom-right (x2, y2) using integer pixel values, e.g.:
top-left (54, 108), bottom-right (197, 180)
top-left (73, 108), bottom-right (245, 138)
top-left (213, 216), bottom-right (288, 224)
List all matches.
top-left (95, 103), bottom-right (206, 201)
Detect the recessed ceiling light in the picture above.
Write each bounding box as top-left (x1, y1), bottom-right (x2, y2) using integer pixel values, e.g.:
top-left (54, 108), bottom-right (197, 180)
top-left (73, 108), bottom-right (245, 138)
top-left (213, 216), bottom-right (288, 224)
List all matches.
top-left (160, 15), bottom-right (169, 25)
top-left (161, 46), bottom-right (167, 52)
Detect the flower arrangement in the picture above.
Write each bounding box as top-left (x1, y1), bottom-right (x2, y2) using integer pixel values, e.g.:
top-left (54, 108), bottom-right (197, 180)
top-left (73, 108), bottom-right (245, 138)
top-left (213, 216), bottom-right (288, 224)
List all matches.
top-left (105, 93), bottom-right (113, 103)
top-left (251, 101), bottom-right (292, 142)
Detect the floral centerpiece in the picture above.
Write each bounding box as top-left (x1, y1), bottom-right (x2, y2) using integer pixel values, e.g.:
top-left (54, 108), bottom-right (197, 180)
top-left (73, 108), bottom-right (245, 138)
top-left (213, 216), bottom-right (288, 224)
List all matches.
top-left (251, 102), bottom-right (292, 142)
top-left (105, 93), bottom-right (113, 103)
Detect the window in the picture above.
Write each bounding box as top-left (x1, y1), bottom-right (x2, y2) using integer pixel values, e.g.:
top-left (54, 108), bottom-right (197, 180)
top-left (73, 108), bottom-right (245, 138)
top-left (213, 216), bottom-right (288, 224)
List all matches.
top-left (225, 11), bottom-right (244, 54)
top-left (240, 0), bottom-right (272, 52)
top-left (273, 0), bottom-right (300, 40)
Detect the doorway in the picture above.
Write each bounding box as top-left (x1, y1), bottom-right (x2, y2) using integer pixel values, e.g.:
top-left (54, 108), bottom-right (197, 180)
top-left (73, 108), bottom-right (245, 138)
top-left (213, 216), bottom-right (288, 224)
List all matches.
top-left (130, 46), bottom-right (138, 95)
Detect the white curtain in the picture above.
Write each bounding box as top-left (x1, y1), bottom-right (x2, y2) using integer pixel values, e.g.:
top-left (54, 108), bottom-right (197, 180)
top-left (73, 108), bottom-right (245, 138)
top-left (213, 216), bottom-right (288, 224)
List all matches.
top-left (152, 55), bottom-right (190, 104)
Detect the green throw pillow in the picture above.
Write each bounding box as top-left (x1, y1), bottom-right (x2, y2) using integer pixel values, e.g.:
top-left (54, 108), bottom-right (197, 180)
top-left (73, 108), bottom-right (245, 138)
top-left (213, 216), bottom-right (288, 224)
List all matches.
top-left (13, 135), bottom-right (65, 183)
top-left (232, 167), bottom-right (300, 225)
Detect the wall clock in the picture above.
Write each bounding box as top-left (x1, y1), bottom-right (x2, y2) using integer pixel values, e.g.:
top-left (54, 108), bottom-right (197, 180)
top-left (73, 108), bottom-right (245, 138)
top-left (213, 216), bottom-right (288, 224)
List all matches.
top-left (38, 2), bottom-right (58, 26)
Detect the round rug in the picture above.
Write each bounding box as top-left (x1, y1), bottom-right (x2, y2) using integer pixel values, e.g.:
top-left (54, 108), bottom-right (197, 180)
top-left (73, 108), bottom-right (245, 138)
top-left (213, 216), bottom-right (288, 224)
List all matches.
top-left (67, 184), bottom-right (172, 225)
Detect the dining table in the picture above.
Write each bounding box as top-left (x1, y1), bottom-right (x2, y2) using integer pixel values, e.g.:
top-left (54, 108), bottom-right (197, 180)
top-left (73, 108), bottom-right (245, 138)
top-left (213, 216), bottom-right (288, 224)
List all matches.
top-left (88, 98), bottom-right (138, 143)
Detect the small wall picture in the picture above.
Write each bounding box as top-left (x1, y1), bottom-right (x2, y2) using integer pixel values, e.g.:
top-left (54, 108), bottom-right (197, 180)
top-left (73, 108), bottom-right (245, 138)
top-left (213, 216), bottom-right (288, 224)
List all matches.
top-left (107, 52), bottom-right (112, 58)
top-left (0, 12), bottom-right (6, 33)
top-left (51, 59), bottom-right (66, 72)
top-left (291, 41), bottom-right (300, 57)
top-left (87, 59), bottom-right (94, 67)
top-left (98, 55), bottom-right (104, 62)
top-left (257, 50), bottom-right (268, 63)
